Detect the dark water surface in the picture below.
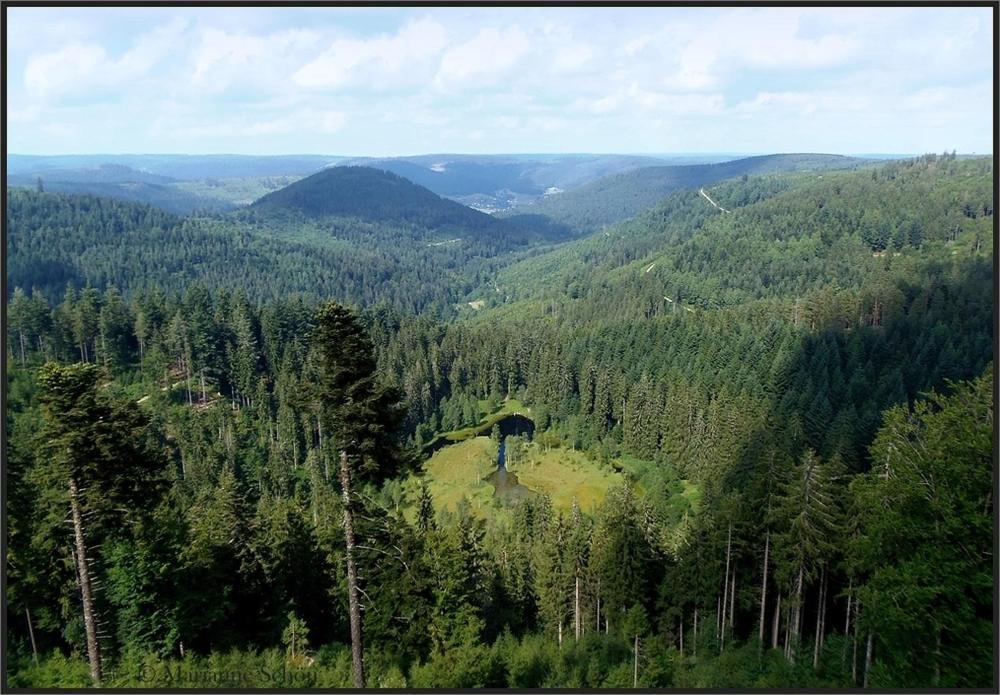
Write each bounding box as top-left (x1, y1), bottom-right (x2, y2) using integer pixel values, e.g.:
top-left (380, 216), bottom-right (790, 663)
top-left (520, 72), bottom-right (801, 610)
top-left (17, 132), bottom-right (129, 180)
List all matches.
top-left (487, 414), bottom-right (537, 505)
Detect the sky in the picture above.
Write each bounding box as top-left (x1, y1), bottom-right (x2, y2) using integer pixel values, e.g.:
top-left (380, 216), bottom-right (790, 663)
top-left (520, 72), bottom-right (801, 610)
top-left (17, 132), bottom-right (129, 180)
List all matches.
top-left (5, 6), bottom-right (994, 156)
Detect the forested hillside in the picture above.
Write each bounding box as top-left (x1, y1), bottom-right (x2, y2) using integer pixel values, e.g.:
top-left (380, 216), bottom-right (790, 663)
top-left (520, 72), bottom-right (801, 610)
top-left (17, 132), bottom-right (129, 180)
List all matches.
top-left (5, 178), bottom-right (554, 316)
top-left (250, 166), bottom-right (504, 231)
top-left (501, 153), bottom-right (869, 235)
top-left (4, 153), bottom-right (994, 689)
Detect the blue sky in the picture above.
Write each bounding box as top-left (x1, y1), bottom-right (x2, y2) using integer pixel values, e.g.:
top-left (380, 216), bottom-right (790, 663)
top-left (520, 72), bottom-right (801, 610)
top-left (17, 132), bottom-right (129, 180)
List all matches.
top-left (5, 6), bottom-right (994, 156)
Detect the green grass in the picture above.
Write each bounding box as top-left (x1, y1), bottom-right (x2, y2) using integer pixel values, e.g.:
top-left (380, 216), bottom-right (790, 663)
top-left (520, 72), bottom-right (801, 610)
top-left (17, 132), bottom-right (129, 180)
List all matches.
top-left (408, 400), bottom-right (697, 521)
top-left (406, 435), bottom-right (624, 521)
top-left (509, 446), bottom-right (621, 514)
top-left (404, 436), bottom-right (498, 519)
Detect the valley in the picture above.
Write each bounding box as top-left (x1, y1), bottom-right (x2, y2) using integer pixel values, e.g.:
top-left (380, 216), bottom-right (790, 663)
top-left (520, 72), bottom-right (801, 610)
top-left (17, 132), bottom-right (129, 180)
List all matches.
top-left (4, 150), bottom-right (994, 690)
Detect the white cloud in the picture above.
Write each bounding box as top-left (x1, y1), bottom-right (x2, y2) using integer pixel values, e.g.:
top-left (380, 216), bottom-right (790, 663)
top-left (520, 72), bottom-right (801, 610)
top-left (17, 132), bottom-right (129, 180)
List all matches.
top-left (6, 7), bottom-right (994, 155)
top-left (165, 108), bottom-right (348, 139)
top-left (435, 26), bottom-right (530, 88)
top-left (24, 43), bottom-right (107, 99)
top-left (573, 84), bottom-right (725, 116)
top-left (191, 27), bottom-right (320, 95)
top-left (552, 44), bottom-right (593, 73)
top-left (23, 20), bottom-right (187, 101)
top-left (732, 89), bottom-right (869, 117)
top-left (293, 18), bottom-right (447, 90)
top-left (629, 9), bottom-right (860, 92)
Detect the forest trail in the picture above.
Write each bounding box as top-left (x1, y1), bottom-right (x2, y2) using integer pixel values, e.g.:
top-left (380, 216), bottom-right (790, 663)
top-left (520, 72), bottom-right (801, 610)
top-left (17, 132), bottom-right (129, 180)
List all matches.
top-left (699, 188), bottom-right (730, 213)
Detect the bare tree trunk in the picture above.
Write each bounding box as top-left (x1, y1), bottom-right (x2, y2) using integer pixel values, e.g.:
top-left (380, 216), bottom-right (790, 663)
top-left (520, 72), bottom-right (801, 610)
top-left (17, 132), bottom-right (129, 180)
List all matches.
top-left (574, 575), bottom-right (581, 641)
top-left (783, 594), bottom-right (791, 660)
top-left (25, 607), bottom-right (38, 665)
top-left (771, 593), bottom-right (781, 649)
top-left (788, 564), bottom-right (804, 662)
top-left (339, 451), bottom-right (365, 689)
top-left (693, 607), bottom-right (698, 657)
top-left (716, 593), bottom-right (722, 643)
top-left (813, 567), bottom-right (825, 670)
top-left (69, 477), bottom-right (101, 684)
top-left (720, 522), bottom-right (732, 651)
top-left (862, 632), bottom-right (874, 687)
top-left (558, 620), bottom-right (563, 648)
top-left (842, 579), bottom-right (852, 668)
top-left (759, 530), bottom-right (770, 648)
top-left (852, 600), bottom-right (861, 684)
top-left (933, 628), bottom-right (941, 687)
top-left (818, 570), bottom-right (828, 652)
top-left (679, 609), bottom-right (684, 656)
top-left (633, 635), bottom-right (640, 687)
top-left (596, 578), bottom-right (600, 634)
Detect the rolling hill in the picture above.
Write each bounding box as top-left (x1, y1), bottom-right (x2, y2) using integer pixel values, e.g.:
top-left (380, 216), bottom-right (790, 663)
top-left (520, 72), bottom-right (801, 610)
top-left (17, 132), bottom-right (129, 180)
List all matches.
top-left (338, 153), bottom-right (699, 211)
top-left (249, 165), bottom-right (504, 233)
top-left (501, 153), bottom-right (872, 234)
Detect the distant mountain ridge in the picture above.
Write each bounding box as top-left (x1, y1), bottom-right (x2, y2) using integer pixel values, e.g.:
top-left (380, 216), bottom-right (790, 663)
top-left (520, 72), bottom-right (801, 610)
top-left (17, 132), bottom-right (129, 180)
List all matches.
top-left (502, 153), bottom-right (874, 233)
top-left (7, 154), bottom-right (341, 180)
top-left (337, 153), bottom-right (711, 212)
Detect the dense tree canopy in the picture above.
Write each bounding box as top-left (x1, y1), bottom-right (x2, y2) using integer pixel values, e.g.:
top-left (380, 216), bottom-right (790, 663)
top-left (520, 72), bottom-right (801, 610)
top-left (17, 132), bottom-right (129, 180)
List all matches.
top-left (4, 154), bottom-right (994, 689)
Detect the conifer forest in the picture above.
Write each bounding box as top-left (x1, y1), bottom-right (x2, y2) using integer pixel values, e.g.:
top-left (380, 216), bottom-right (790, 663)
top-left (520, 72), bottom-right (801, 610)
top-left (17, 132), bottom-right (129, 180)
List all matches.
top-left (3, 5), bottom-right (995, 692)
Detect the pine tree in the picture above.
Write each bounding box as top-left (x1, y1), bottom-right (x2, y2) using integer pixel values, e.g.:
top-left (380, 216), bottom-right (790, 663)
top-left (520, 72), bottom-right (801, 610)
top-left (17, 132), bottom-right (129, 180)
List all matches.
top-left (35, 362), bottom-right (167, 683)
top-left (311, 301), bottom-right (413, 687)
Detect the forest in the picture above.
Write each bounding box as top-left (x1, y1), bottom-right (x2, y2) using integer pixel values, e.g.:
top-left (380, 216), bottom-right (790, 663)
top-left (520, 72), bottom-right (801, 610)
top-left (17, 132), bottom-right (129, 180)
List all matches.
top-left (3, 152), bottom-right (995, 689)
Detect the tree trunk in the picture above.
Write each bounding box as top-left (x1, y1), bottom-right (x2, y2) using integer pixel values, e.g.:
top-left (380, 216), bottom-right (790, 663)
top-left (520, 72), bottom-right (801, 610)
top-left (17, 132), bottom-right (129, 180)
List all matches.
top-left (759, 530), bottom-right (770, 648)
top-left (852, 600), bottom-right (861, 684)
top-left (339, 451), bottom-right (365, 688)
top-left (813, 567), bottom-right (825, 670)
top-left (558, 620), bottom-right (563, 648)
top-left (842, 579), bottom-right (852, 667)
top-left (574, 575), bottom-right (581, 641)
top-left (18, 331), bottom-right (26, 367)
top-left (596, 578), bottom-right (601, 634)
top-left (25, 606), bottom-right (38, 665)
top-left (771, 593), bottom-right (781, 649)
top-left (933, 628), bottom-right (941, 687)
top-left (693, 607), bottom-right (698, 657)
top-left (783, 593), bottom-right (791, 660)
top-left (679, 610), bottom-right (684, 656)
top-left (633, 635), bottom-right (640, 687)
top-left (720, 522), bottom-right (732, 651)
top-left (789, 564), bottom-right (804, 662)
top-left (716, 593), bottom-right (722, 642)
top-left (69, 477), bottom-right (101, 684)
top-left (862, 632), bottom-right (874, 687)
top-left (818, 570), bottom-right (828, 652)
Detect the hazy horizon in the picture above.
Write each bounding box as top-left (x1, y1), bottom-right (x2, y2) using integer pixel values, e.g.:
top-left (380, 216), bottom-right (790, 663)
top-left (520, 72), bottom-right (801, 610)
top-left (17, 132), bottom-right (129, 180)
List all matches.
top-left (6, 150), bottom-right (933, 158)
